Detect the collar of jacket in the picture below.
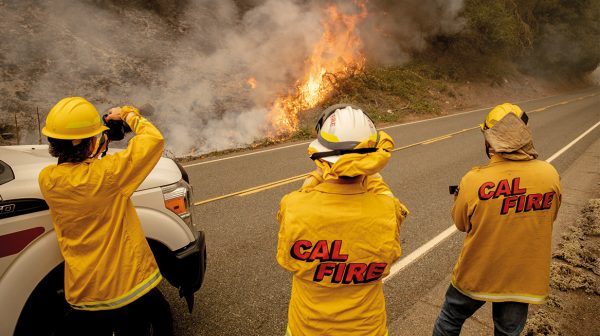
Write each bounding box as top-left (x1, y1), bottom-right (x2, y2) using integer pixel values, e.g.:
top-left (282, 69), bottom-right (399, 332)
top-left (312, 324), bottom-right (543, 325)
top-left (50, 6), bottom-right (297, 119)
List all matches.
top-left (58, 158), bottom-right (95, 166)
top-left (313, 179), bottom-right (367, 195)
top-left (308, 131), bottom-right (394, 181)
top-left (488, 154), bottom-right (507, 165)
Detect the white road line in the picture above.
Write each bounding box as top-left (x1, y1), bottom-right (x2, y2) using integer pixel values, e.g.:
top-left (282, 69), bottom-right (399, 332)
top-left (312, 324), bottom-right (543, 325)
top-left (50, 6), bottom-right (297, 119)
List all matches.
top-left (182, 108), bottom-right (491, 168)
top-left (182, 142), bottom-right (311, 167)
top-left (182, 93), bottom-right (573, 168)
top-left (181, 105), bottom-right (503, 168)
top-left (383, 226), bottom-right (457, 283)
top-left (545, 120), bottom-right (600, 163)
top-left (382, 120), bottom-right (600, 283)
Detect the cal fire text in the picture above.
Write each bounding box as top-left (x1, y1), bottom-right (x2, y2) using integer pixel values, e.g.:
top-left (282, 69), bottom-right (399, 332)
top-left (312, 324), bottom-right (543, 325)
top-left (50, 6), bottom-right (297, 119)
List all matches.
top-left (290, 240), bottom-right (387, 284)
top-left (478, 177), bottom-right (556, 215)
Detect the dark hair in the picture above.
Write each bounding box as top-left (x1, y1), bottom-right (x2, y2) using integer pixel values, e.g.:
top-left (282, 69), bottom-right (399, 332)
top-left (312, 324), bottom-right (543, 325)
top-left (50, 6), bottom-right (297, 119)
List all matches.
top-left (48, 137), bottom-right (93, 163)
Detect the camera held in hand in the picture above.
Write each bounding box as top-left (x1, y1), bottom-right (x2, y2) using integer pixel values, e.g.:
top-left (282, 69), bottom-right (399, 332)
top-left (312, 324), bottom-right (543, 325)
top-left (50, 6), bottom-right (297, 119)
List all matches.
top-left (102, 114), bottom-right (132, 141)
top-left (449, 185), bottom-right (459, 195)
top-left (101, 103), bottom-right (154, 141)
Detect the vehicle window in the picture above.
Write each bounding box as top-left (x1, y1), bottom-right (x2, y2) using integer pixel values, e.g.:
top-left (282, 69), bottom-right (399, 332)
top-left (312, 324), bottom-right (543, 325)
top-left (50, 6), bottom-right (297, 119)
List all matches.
top-left (0, 160), bottom-right (15, 185)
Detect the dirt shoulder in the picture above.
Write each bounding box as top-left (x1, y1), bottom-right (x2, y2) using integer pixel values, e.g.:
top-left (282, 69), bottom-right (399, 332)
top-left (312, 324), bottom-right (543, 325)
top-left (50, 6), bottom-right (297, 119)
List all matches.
top-left (441, 74), bottom-right (591, 114)
top-left (510, 135), bottom-right (600, 336)
top-left (521, 125), bottom-right (600, 336)
top-left (524, 198), bottom-right (600, 336)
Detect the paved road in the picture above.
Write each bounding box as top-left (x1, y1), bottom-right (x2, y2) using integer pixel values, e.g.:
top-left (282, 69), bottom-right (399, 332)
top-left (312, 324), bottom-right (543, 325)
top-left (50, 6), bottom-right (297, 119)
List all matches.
top-left (161, 88), bottom-right (600, 335)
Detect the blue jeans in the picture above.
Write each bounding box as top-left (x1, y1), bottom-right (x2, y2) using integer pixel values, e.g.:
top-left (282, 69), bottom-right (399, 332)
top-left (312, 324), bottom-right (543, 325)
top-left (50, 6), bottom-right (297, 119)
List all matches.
top-left (433, 285), bottom-right (528, 336)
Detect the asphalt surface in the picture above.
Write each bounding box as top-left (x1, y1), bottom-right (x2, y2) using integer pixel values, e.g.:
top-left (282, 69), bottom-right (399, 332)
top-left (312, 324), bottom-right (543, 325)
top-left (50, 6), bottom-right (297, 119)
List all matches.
top-left (161, 88), bottom-right (600, 335)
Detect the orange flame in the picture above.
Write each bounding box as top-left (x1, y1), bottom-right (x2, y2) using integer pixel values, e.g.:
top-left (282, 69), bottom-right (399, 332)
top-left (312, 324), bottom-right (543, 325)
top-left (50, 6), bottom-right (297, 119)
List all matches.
top-left (268, 1), bottom-right (368, 134)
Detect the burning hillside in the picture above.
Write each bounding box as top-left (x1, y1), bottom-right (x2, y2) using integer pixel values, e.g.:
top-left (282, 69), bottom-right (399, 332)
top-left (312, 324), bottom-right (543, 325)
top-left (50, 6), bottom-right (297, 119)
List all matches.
top-left (0, 0), bottom-right (466, 156)
top-left (268, 1), bottom-right (368, 135)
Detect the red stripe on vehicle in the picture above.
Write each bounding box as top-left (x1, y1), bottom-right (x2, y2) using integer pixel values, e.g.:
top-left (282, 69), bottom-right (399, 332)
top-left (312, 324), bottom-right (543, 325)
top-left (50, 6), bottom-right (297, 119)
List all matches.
top-left (0, 227), bottom-right (45, 258)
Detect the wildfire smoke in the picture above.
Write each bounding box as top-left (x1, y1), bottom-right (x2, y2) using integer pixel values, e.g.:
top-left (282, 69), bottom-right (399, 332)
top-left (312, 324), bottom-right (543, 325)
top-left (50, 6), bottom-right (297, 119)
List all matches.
top-left (0, 0), bottom-right (466, 156)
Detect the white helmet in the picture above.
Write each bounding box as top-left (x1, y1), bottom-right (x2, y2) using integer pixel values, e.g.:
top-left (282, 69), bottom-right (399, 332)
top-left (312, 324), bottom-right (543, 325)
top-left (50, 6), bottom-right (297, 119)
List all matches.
top-left (309, 104), bottom-right (379, 163)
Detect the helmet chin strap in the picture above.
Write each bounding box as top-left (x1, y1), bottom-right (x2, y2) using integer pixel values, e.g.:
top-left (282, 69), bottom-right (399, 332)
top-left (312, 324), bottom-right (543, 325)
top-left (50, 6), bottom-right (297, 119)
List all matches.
top-left (89, 134), bottom-right (110, 159)
top-left (485, 141), bottom-right (494, 159)
top-left (310, 147), bottom-right (378, 160)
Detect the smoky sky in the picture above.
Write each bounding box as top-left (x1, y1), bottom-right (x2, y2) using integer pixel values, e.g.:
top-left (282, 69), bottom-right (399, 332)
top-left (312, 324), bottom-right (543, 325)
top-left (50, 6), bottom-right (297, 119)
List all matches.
top-left (0, 0), bottom-right (465, 155)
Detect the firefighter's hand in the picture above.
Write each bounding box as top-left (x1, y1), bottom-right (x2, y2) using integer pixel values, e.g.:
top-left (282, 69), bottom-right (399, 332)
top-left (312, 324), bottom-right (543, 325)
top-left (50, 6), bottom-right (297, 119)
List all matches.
top-left (105, 107), bottom-right (123, 121)
top-left (302, 167), bottom-right (324, 189)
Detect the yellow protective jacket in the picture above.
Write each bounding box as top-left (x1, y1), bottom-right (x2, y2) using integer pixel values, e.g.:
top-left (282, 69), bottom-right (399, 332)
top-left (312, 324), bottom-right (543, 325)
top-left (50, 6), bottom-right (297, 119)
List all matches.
top-left (277, 177), bottom-right (408, 336)
top-left (451, 155), bottom-right (561, 304)
top-left (38, 113), bottom-right (164, 310)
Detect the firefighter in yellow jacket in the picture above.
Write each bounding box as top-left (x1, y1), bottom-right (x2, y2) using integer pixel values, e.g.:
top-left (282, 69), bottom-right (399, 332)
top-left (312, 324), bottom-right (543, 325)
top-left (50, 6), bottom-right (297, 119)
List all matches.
top-left (433, 103), bottom-right (562, 336)
top-left (38, 97), bottom-right (170, 335)
top-left (277, 104), bottom-right (409, 336)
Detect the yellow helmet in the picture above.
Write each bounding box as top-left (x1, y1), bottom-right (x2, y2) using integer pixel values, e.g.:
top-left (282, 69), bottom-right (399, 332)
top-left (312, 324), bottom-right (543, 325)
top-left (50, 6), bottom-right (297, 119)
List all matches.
top-left (42, 97), bottom-right (109, 139)
top-left (480, 103), bottom-right (528, 130)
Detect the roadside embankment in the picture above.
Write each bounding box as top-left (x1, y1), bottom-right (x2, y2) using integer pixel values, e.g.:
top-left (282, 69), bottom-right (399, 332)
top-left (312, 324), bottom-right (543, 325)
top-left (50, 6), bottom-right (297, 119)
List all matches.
top-left (524, 199), bottom-right (600, 336)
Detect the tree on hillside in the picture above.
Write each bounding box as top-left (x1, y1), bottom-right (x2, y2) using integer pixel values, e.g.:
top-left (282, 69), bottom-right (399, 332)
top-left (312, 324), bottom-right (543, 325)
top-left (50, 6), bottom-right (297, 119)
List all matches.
top-left (420, 0), bottom-right (599, 80)
top-left (519, 0), bottom-right (600, 77)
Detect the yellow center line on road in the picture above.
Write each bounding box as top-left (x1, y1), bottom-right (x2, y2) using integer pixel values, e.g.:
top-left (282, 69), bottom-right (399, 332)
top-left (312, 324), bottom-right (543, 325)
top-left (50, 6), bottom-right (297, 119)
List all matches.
top-left (528, 92), bottom-right (598, 113)
top-left (393, 127), bottom-right (479, 151)
top-left (237, 176), bottom-right (309, 196)
top-left (194, 127), bottom-right (479, 206)
top-left (192, 93), bottom-right (600, 206)
top-left (193, 173), bottom-right (310, 206)
top-left (421, 135), bottom-right (453, 145)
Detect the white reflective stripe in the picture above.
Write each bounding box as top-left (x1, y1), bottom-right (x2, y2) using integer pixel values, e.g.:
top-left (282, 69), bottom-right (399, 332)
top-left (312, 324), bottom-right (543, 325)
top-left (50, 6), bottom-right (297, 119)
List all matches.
top-left (464, 292), bottom-right (546, 304)
top-left (71, 270), bottom-right (162, 310)
top-left (132, 117), bottom-right (141, 133)
top-left (454, 283), bottom-right (547, 304)
top-left (286, 325), bottom-right (388, 335)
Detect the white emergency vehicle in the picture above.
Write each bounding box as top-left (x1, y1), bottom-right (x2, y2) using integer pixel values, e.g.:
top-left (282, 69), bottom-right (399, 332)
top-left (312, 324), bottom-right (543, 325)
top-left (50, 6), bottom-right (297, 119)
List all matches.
top-left (0, 145), bottom-right (206, 335)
